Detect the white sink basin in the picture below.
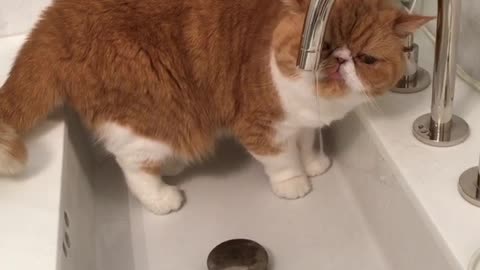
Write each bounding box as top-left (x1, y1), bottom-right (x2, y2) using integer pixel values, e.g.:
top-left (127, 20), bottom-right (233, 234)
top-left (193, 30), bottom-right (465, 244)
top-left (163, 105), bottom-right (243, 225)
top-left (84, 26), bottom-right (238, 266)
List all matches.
top-left (56, 112), bottom-right (456, 270)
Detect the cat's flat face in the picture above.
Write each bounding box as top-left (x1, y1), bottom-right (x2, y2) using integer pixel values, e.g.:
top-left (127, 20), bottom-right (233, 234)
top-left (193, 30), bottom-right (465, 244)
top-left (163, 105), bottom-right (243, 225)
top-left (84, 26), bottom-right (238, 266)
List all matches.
top-left (274, 0), bottom-right (433, 98)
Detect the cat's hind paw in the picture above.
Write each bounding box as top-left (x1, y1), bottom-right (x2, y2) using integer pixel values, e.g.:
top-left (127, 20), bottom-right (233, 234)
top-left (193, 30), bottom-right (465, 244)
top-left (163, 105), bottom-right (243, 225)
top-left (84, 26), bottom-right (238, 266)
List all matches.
top-left (271, 175), bottom-right (312, 200)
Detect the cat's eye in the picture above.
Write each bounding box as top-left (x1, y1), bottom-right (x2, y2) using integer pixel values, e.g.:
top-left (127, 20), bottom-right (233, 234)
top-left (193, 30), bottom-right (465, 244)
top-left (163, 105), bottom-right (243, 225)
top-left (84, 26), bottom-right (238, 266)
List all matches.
top-left (358, 54), bottom-right (378, 65)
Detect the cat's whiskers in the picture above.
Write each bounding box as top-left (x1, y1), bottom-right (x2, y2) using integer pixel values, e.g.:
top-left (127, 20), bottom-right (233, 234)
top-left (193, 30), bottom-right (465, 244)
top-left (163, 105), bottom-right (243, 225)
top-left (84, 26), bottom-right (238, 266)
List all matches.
top-left (313, 63), bottom-right (326, 106)
top-left (339, 65), bottom-right (383, 113)
top-left (361, 88), bottom-right (383, 113)
top-left (359, 77), bottom-right (383, 113)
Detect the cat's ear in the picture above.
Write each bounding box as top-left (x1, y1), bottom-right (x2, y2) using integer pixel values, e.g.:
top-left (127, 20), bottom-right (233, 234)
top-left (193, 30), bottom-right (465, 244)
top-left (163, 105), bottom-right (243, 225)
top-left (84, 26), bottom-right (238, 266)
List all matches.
top-left (394, 13), bottom-right (435, 37)
top-left (282, 0), bottom-right (310, 12)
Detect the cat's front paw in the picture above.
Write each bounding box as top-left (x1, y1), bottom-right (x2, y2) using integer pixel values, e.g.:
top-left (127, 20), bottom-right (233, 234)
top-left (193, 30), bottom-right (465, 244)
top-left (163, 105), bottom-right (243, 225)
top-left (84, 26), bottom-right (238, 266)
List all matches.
top-left (271, 175), bottom-right (312, 200)
top-left (304, 155), bottom-right (331, 177)
top-left (140, 186), bottom-right (184, 215)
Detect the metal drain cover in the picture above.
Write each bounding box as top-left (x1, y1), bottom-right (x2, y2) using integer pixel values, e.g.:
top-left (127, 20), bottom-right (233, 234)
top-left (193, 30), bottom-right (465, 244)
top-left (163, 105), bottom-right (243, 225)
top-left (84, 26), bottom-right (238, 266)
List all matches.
top-left (207, 239), bottom-right (268, 270)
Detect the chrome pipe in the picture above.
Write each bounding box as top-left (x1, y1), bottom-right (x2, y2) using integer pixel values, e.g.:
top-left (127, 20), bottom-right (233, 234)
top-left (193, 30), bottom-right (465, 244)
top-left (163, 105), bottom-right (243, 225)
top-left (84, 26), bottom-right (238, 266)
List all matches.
top-left (405, 33), bottom-right (414, 49)
top-left (297, 0), bottom-right (336, 71)
top-left (413, 0), bottom-right (469, 147)
top-left (430, 0), bottom-right (460, 131)
top-left (392, 1), bottom-right (431, 94)
top-left (392, 41), bottom-right (431, 93)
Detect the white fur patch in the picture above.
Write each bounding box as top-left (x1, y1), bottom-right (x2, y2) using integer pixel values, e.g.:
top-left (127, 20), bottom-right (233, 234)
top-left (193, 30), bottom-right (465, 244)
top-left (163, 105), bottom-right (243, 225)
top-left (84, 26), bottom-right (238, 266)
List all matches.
top-left (122, 168), bottom-right (183, 215)
top-left (260, 53), bottom-right (362, 200)
top-left (270, 53), bottom-right (365, 138)
top-left (333, 47), bottom-right (352, 61)
top-left (298, 128), bottom-right (331, 177)
top-left (250, 134), bottom-right (312, 199)
top-left (0, 124), bottom-right (26, 176)
top-left (96, 122), bottom-right (173, 166)
top-left (340, 61), bottom-right (366, 93)
top-left (334, 47), bottom-right (367, 93)
top-left (252, 144), bottom-right (303, 184)
top-left (96, 122), bottom-right (183, 215)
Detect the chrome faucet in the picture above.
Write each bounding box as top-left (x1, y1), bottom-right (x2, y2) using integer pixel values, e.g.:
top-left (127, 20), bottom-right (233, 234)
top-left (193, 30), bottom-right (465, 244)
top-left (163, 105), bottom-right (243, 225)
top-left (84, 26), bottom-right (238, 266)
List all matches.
top-left (412, 0), bottom-right (470, 147)
top-left (296, 0), bottom-right (335, 71)
top-left (392, 33), bottom-right (432, 94)
top-left (298, 0), bottom-right (469, 146)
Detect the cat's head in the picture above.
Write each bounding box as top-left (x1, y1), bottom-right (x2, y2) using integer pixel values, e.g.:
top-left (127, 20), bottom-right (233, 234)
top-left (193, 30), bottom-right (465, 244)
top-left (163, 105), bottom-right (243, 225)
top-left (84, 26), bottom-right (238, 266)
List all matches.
top-left (273, 0), bottom-right (433, 97)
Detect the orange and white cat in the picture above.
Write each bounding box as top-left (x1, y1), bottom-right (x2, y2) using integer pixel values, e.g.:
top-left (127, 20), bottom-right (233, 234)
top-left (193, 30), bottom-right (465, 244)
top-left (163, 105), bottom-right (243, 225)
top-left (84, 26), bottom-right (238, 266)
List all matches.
top-left (0, 0), bottom-right (431, 214)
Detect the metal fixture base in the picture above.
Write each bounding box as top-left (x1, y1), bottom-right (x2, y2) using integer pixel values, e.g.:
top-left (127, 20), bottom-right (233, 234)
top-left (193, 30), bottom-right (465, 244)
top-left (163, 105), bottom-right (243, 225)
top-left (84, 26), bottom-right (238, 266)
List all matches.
top-left (413, 114), bottom-right (470, 147)
top-left (458, 167), bottom-right (480, 207)
top-left (392, 68), bottom-right (431, 94)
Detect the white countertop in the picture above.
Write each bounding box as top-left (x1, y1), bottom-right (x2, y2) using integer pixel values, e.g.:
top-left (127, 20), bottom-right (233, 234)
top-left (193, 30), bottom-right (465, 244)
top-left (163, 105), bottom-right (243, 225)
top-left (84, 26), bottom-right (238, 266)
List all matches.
top-left (358, 31), bottom-right (480, 269)
top-left (0, 35), bottom-right (66, 270)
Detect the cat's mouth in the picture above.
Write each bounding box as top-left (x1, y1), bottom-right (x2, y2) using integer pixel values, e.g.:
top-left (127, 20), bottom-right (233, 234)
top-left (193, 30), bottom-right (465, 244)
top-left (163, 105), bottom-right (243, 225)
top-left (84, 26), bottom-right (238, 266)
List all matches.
top-left (327, 71), bottom-right (343, 81)
top-left (321, 65), bottom-right (344, 81)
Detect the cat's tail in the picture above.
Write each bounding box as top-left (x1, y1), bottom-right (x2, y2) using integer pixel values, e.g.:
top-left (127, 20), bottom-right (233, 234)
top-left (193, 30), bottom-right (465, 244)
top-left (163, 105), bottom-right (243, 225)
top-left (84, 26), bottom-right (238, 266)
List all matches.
top-left (0, 34), bottom-right (62, 175)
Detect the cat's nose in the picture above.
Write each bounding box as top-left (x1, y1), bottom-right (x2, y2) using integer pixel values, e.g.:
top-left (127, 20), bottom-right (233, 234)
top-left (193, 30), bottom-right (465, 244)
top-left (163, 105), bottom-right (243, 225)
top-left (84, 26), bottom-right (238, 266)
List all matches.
top-left (335, 57), bottom-right (347, 65)
top-left (332, 47), bottom-right (352, 65)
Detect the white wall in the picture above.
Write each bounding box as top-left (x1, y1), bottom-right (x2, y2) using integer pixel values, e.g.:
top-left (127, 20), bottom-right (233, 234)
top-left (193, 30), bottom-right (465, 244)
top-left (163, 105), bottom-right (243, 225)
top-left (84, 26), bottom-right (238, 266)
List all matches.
top-left (416, 0), bottom-right (480, 81)
top-left (456, 1), bottom-right (480, 80)
top-left (0, 0), bottom-right (51, 37)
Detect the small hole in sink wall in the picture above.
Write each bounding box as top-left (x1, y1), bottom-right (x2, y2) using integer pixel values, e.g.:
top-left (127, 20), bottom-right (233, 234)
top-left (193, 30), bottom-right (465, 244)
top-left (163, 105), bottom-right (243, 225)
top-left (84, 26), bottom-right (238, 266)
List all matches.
top-left (64, 232), bottom-right (71, 248)
top-left (64, 211), bottom-right (70, 228)
top-left (62, 242), bottom-right (68, 257)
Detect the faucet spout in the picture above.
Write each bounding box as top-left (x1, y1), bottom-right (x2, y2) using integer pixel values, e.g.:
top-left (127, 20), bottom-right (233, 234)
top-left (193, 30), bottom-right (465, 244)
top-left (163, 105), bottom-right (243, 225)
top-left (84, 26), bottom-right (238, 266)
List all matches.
top-left (296, 0), bottom-right (336, 71)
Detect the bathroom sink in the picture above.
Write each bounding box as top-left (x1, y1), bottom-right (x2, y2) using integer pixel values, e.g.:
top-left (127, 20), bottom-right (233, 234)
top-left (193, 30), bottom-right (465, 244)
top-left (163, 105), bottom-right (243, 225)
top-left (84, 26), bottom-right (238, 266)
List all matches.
top-left (55, 111), bottom-right (456, 270)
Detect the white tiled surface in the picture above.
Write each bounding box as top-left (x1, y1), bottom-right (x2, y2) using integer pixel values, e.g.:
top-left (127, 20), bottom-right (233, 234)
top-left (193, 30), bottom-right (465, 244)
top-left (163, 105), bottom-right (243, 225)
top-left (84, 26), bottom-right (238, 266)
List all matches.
top-left (0, 0), bottom-right (51, 37)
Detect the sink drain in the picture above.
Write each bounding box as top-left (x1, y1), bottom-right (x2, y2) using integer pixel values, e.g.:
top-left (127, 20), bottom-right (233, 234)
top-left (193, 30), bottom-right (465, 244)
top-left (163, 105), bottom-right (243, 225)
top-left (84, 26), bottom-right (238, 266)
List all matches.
top-left (207, 239), bottom-right (268, 270)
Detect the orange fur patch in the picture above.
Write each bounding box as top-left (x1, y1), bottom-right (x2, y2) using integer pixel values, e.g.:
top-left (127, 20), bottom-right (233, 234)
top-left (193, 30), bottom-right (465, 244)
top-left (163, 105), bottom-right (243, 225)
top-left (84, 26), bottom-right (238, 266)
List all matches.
top-left (0, 0), bottom-right (431, 163)
top-left (141, 161), bottom-right (162, 175)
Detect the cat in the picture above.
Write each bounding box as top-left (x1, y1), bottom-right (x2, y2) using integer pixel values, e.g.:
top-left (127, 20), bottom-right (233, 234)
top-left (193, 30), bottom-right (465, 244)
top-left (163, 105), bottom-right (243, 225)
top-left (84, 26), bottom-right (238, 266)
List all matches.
top-left (0, 0), bottom-right (432, 215)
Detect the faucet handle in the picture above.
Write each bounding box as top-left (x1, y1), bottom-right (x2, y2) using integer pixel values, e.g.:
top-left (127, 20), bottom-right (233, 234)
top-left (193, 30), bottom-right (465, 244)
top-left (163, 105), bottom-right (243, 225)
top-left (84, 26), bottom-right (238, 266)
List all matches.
top-left (458, 158), bottom-right (480, 207)
top-left (391, 34), bottom-right (431, 94)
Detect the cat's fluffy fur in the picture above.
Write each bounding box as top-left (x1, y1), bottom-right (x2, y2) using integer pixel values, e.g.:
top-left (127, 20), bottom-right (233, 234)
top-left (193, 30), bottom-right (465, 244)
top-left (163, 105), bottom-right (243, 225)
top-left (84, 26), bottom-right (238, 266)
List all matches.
top-left (0, 0), bottom-right (431, 214)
